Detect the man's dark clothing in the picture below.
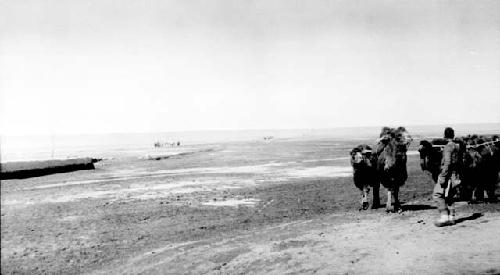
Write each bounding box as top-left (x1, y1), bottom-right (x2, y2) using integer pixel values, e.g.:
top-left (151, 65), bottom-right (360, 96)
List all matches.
top-left (433, 139), bottom-right (461, 214)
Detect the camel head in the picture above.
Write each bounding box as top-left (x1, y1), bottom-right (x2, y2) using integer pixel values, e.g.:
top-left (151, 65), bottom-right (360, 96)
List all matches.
top-left (351, 150), bottom-right (364, 164)
top-left (376, 126), bottom-right (411, 171)
top-left (418, 140), bottom-right (433, 171)
top-left (464, 147), bottom-right (482, 169)
top-left (461, 135), bottom-right (482, 169)
top-left (350, 145), bottom-right (373, 168)
top-left (395, 126), bottom-right (413, 146)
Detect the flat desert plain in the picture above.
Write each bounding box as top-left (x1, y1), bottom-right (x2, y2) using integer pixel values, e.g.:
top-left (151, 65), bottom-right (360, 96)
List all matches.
top-left (2, 138), bottom-right (500, 274)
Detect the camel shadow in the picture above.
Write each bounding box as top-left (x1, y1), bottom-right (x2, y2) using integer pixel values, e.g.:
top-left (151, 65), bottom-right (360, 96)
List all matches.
top-left (455, 213), bottom-right (483, 224)
top-left (370, 203), bottom-right (436, 212)
top-left (400, 204), bottom-right (437, 212)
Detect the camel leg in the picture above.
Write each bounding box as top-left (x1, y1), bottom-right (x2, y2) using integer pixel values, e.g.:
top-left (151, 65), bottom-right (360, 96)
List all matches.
top-left (372, 182), bottom-right (380, 209)
top-left (386, 190), bottom-right (393, 213)
top-left (393, 186), bottom-right (401, 213)
top-left (464, 180), bottom-right (474, 202)
top-left (361, 186), bottom-right (369, 210)
top-left (486, 190), bottom-right (497, 203)
top-left (472, 185), bottom-right (485, 203)
top-left (486, 182), bottom-right (498, 203)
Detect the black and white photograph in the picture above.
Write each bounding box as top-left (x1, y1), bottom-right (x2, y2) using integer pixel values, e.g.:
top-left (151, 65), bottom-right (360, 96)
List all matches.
top-left (1, 0), bottom-right (500, 274)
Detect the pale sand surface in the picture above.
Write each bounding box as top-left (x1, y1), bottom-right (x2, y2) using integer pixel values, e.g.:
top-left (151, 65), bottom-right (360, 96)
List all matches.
top-left (93, 210), bottom-right (500, 275)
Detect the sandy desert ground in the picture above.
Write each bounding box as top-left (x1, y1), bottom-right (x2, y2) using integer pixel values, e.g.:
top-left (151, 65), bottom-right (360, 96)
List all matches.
top-left (2, 138), bottom-right (500, 274)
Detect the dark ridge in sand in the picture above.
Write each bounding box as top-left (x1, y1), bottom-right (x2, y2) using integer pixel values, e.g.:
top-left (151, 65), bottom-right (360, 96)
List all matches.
top-left (147, 148), bottom-right (216, 161)
top-left (0, 158), bottom-right (101, 180)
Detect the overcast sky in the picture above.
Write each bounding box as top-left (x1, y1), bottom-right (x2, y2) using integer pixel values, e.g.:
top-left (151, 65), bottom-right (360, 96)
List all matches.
top-left (1, 0), bottom-right (499, 135)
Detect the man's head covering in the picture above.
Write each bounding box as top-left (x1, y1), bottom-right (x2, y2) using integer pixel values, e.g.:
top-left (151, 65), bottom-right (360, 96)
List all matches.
top-left (444, 127), bottom-right (455, 139)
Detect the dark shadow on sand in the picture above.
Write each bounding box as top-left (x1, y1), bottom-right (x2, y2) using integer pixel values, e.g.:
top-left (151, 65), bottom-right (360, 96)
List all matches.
top-left (455, 213), bottom-right (483, 224)
top-left (369, 204), bottom-right (383, 210)
top-left (401, 204), bottom-right (437, 211)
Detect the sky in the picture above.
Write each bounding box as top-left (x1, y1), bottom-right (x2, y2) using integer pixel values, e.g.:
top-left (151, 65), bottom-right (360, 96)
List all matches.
top-left (1, 0), bottom-right (499, 135)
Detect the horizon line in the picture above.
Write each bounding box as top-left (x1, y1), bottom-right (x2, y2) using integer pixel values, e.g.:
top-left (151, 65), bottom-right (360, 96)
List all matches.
top-left (2, 122), bottom-right (499, 137)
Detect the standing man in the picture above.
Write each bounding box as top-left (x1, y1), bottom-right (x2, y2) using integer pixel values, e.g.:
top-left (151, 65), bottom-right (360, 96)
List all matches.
top-left (434, 127), bottom-right (462, 227)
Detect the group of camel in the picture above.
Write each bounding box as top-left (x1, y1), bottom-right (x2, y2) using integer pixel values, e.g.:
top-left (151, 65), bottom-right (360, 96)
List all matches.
top-left (154, 141), bottom-right (181, 147)
top-left (419, 134), bottom-right (500, 203)
top-left (350, 127), bottom-right (500, 213)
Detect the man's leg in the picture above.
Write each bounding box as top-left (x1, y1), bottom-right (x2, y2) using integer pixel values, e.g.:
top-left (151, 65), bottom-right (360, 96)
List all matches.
top-left (447, 172), bottom-right (461, 223)
top-left (447, 202), bottom-right (456, 224)
top-left (446, 186), bottom-right (456, 224)
top-left (433, 182), bottom-right (450, 226)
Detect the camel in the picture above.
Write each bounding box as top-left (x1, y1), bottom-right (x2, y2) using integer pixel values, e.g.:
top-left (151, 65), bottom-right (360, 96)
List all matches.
top-left (350, 144), bottom-right (380, 210)
top-left (419, 135), bottom-right (498, 203)
top-left (373, 127), bottom-right (412, 213)
top-left (418, 138), bottom-right (457, 183)
top-left (462, 135), bottom-right (499, 203)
